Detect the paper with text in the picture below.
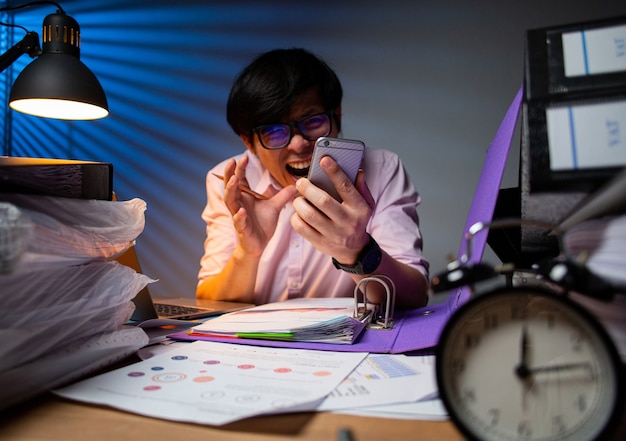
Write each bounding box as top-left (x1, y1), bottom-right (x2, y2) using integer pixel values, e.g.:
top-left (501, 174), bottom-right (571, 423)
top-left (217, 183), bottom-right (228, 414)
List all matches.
top-left (54, 340), bottom-right (367, 426)
top-left (318, 354), bottom-right (437, 411)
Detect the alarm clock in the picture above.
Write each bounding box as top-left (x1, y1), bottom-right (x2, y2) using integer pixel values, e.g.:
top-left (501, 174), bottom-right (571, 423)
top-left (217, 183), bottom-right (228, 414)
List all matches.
top-left (435, 286), bottom-right (624, 441)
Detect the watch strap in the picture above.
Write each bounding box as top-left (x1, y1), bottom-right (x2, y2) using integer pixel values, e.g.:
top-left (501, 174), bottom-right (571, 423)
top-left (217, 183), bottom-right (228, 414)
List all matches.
top-left (332, 234), bottom-right (382, 275)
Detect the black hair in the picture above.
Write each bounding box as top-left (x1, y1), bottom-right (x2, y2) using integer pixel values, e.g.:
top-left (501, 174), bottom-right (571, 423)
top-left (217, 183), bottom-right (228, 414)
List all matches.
top-left (226, 48), bottom-right (343, 140)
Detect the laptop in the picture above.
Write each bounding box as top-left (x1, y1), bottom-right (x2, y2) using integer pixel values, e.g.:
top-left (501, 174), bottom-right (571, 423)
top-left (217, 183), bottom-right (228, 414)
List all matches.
top-left (115, 245), bottom-right (251, 324)
top-left (128, 286), bottom-right (251, 323)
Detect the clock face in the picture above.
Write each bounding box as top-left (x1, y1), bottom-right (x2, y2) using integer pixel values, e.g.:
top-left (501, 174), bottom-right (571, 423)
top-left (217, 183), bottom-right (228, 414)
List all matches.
top-left (436, 287), bottom-right (623, 441)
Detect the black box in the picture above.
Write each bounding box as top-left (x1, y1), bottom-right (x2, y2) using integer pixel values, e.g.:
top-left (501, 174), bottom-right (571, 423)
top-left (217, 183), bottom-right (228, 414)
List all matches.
top-left (0, 157), bottom-right (113, 200)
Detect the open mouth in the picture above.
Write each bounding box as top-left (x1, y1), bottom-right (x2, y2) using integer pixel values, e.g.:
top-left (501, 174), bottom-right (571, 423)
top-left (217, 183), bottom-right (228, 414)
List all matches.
top-left (286, 161), bottom-right (310, 178)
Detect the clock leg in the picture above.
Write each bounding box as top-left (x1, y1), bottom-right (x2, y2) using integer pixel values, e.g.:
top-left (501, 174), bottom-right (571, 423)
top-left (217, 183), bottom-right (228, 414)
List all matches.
top-left (610, 363), bottom-right (626, 441)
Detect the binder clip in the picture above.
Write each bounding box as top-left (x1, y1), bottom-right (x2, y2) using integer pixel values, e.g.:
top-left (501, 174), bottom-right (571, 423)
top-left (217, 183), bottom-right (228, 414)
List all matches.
top-left (353, 275), bottom-right (395, 329)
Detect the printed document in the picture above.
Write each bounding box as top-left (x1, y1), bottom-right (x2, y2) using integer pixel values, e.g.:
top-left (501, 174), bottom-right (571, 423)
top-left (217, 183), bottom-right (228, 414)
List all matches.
top-left (318, 353), bottom-right (438, 411)
top-left (55, 341), bottom-right (367, 426)
top-left (189, 297), bottom-right (365, 344)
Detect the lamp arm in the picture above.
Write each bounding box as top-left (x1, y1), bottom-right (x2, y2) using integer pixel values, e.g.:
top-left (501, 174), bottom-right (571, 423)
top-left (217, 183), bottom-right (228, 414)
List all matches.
top-left (0, 31), bottom-right (41, 74)
top-left (0, 1), bottom-right (64, 15)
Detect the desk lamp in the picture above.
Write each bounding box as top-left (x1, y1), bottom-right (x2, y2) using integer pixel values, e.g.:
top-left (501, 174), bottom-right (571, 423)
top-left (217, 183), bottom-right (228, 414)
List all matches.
top-left (0, 1), bottom-right (108, 120)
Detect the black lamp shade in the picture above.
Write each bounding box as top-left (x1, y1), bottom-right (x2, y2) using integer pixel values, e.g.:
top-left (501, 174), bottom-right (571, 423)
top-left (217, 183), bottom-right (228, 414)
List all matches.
top-left (8, 12), bottom-right (108, 120)
top-left (9, 53), bottom-right (109, 119)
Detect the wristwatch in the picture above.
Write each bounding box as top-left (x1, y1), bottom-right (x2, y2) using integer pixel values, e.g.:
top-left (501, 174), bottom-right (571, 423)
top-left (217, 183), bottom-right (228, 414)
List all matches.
top-left (332, 234), bottom-right (382, 275)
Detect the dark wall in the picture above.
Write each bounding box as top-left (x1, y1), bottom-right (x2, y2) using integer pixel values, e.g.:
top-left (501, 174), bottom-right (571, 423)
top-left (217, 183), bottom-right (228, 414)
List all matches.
top-left (3, 0), bottom-right (625, 298)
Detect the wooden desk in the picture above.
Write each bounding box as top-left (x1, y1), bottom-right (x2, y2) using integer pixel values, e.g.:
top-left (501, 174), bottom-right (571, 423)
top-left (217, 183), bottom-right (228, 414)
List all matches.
top-left (2, 294), bottom-right (623, 441)
top-left (0, 393), bottom-right (463, 441)
top-left (4, 392), bottom-right (626, 441)
top-left (0, 295), bottom-right (463, 441)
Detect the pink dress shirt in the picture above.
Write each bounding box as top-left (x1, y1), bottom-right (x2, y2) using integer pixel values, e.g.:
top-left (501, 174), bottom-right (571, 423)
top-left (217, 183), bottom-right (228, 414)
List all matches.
top-left (198, 148), bottom-right (429, 305)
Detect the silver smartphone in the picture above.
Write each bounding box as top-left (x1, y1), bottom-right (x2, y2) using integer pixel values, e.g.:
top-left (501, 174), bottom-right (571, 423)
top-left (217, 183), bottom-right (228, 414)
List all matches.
top-left (308, 137), bottom-right (365, 201)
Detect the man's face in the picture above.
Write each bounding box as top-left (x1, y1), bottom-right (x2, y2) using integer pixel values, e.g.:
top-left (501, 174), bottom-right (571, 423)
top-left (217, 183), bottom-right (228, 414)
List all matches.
top-left (241, 88), bottom-right (340, 189)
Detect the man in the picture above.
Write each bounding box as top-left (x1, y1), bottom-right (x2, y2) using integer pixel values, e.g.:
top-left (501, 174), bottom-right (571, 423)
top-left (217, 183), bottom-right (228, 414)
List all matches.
top-left (197, 48), bottom-right (429, 309)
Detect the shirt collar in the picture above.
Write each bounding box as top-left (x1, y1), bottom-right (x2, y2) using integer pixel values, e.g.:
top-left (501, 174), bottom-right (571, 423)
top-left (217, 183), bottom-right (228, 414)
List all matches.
top-left (245, 151), bottom-right (282, 195)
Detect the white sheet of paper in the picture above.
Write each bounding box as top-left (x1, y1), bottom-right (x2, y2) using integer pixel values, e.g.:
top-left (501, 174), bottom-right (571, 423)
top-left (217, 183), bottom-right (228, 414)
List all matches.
top-left (191, 297), bottom-right (355, 333)
top-left (318, 354), bottom-right (438, 411)
top-left (54, 340), bottom-right (367, 426)
top-left (335, 397), bottom-right (449, 421)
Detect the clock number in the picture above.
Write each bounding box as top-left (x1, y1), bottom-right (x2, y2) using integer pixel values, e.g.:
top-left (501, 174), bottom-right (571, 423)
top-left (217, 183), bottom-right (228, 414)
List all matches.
top-left (484, 313), bottom-right (498, 330)
top-left (575, 394), bottom-right (588, 413)
top-left (552, 415), bottom-right (566, 435)
top-left (464, 333), bottom-right (480, 349)
top-left (461, 387), bottom-right (476, 404)
top-left (488, 408), bottom-right (500, 427)
top-left (511, 304), bottom-right (528, 320)
top-left (451, 358), bottom-right (465, 375)
top-left (570, 332), bottom-right (584, 352)
top-left (517, 420), bottom-right (532, 439)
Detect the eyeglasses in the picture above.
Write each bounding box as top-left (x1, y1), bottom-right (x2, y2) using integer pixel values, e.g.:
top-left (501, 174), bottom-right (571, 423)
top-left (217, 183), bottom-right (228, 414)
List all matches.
top-left (252, 111), bottom-right (333, 150)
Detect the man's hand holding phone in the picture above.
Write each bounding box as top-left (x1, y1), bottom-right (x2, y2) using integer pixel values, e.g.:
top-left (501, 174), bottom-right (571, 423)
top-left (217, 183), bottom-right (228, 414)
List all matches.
top-left (291, 137), bottom-right (374, 265)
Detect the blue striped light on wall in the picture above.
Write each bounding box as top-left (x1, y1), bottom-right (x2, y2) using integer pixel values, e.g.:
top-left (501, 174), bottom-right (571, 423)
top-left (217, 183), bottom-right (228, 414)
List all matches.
top-left (1, 0), bottom-right (351, 299)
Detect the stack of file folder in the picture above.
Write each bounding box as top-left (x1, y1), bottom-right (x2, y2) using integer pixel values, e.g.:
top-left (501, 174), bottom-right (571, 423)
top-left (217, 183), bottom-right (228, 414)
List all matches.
top-left (513, 17), bottom-right (626, 363)
top-left (520, 16), bottom-right (626, 258)
top-left (0, 159), bottom-right (152, 410)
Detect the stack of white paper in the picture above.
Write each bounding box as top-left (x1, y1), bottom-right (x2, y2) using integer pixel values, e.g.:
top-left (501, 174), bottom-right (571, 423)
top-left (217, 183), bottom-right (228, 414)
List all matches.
top-left (564, 214), bottom-right (626, 286)
top-left (1, 194), bottom-right (147, 272)
top-left (564, 215), bottom-right (626, 361)
top-left (0, 195), bottom-right (152, 409)
top-left (190, 297), bottom-right (366, 344)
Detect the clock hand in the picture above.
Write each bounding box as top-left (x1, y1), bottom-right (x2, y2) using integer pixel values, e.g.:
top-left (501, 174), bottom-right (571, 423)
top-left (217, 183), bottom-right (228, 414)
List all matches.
top-left (514, 324), bottom-right (535, 411)
top-left (527, 362), bottom-right (593, 375)
top-left (515, 324), bottom-right (531, 379)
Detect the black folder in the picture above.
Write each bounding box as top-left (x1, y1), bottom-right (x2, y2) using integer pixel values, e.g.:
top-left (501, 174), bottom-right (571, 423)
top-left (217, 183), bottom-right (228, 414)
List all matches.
top-left (0, 156), bottom-right (113, 200)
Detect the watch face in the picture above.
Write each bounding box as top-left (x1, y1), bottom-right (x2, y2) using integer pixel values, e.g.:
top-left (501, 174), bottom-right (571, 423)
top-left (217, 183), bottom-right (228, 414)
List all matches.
top-left (362, 246), bottom-right (382, 274)
top-left (436, 287), bottom-right (623, 441)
